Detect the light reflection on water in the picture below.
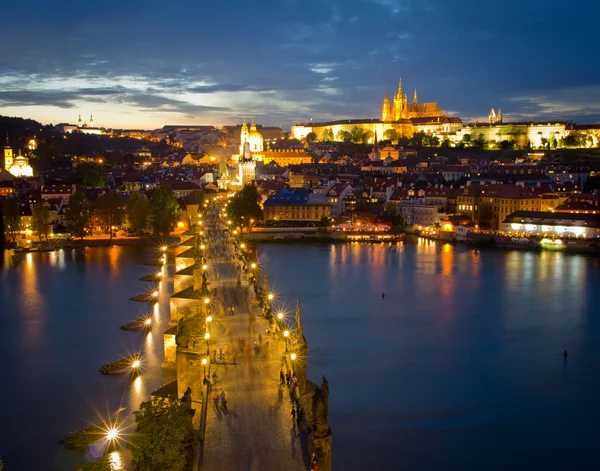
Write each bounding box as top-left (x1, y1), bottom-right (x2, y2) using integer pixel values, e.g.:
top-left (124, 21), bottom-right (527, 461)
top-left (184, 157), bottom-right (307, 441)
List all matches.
top-left (259, 239), bottom-right (600, 471)
top-left (0, 246), bottom-right (175, 470)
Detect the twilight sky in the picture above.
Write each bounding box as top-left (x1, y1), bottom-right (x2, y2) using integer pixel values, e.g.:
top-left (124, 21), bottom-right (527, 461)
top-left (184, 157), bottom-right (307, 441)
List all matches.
top-left (1, 0), bottom-right (599, 130)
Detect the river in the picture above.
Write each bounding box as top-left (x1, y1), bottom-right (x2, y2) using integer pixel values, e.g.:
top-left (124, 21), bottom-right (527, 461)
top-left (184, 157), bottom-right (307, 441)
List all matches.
top-left (0, 240), bottom-right (599, 470)
top-left (0, 246), bottom-right (175, 470)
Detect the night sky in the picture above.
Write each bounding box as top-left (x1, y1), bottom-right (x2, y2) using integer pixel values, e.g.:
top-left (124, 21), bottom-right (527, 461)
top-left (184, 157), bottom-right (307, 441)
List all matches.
top-left (1, 0), bottom-right (599, 129)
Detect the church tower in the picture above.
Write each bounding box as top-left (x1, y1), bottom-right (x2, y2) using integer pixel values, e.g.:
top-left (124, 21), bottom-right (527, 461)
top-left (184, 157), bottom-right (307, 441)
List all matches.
top-left (393, 78), bottom-right (407, 121)
top-left (381, 91), bottom-right (391, 122)
top-left (239, 119), bottom-right (249, 154)
top-left (239, 141), bottom-right (256, 186)
top-left (413, 88), bottom-right (418, 105)
top-left (89, 114), bottom-right (94, 128)
top-left (371, 133), bottom-right (380, 161)
top-left (497, 109), bottom-right (503, 123)
top-left (78, 114), bottom-right (83, 128)
top-left (3, 135), bottom-right (13, 170)
top-left (489, 108), bottom-right (496, 123)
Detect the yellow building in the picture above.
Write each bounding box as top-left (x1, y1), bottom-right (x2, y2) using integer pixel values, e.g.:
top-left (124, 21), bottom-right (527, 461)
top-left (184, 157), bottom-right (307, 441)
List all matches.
top-left (457, 184), bottom-right (561, 230)
top-left (262, 149), bottom-right (312, 167)
top-left (263, 188), bottom-right (330, 222)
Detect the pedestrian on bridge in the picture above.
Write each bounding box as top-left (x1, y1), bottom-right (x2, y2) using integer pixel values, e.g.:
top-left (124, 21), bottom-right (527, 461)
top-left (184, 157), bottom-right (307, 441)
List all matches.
top-left (278, 385), bottom-right (284, 404)
top-left (280, 369), bottom-right (285, 384)
top-left (291, 405), bottom-right (296, 422)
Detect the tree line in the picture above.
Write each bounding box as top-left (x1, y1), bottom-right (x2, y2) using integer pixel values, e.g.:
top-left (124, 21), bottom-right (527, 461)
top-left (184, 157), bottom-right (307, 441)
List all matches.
top-left (2, 183), bottom-right (182, 242)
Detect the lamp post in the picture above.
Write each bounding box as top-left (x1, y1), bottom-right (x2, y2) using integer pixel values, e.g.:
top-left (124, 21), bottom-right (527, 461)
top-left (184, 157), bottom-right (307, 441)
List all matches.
top-left (290, 352), bottom-right (297, 376)
top-left (204, 332), bottom-right (211, 356)
top-left (204, 297), bottom-right (210, 316)
top-left (283, 330), bottom-right (290, 353)
top-left (201, 357), bottom-right (208, 379)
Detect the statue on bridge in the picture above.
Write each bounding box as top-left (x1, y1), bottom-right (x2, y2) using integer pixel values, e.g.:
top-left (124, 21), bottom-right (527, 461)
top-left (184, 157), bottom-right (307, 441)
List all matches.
top-left (312, 376), bottom-right (330, 438)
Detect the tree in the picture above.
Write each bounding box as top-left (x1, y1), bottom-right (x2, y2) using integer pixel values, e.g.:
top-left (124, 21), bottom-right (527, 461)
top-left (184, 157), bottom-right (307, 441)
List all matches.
top-left (386, 205), bottom-right (404, 231)
top-left (228, 183), bottom-right (263, 227)
top-left (72, 162), bottom-right (107, 188)
top-left (2, 197), bottom-right (21, 242)
top-left (127, 192), bottom-right (151, 235)
top-left (409, 132), bottom-right (426, 147)
top-left (384, 129), bottom-right (399, 144)
top-left (130, 398), bottom-right (193, 471)
top-left (499, 140), bottom-right (515, 150)
top-left (32, 202), bottom-right (51, 240)
top-left (473, 134), bottom-right (486, 149)
top-left (64, 191), bottom-right (91, 239)
top-left (305, 132), bottom-right (317, 143)
top-left (151, 184), bottom-right (180, 236)
top-left (362, 130), bottom-right (374, 144)
top-left (336, 130), bottom-right (352, 143)
top-left (461, 134), bottom-right (472, 146)
top-left (321, 128), bottom-right (334, 142)
top-left (477, 202), bottom-right (494, 229)
top-left (423, 134), bottom-right (440, 146)
top-left (94, 191), bottom-right (124, 240)
top-left (349, 126), bottom-right (365, 144)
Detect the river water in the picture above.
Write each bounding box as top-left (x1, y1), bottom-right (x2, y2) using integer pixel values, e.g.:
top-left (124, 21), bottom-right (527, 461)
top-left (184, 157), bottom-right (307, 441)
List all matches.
top-left (0, 246), bottom-right (175, 470)
top-left (1, 240), bottom-right (599, 470)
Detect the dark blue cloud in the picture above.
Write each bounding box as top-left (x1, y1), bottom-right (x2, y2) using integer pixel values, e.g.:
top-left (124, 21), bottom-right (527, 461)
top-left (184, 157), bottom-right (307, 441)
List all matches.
top-left (1, 0), bottom-right (600, 127)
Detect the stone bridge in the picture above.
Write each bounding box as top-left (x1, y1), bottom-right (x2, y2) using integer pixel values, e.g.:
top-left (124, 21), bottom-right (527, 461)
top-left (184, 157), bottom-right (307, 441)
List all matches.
top-left (156, 206), bottom-right (332, 471)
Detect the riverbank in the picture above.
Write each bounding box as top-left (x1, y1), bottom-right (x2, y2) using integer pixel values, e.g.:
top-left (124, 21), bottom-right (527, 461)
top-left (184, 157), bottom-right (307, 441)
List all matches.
top-left (414, 231), bottom-right (600, 255)
top-left (7, 235), bottom-right (180, 252)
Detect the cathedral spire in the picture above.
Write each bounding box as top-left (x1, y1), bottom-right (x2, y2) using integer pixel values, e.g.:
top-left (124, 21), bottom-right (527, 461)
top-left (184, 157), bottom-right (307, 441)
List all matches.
top-left (413, 88), bottom-right (418, 104)
top-left (398, 78), bottom-right (403, 97)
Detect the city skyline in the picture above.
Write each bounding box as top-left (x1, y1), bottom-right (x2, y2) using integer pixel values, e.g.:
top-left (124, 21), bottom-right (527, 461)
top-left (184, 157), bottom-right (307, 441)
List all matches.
top-left (1, 0), bottom-right (600, 129)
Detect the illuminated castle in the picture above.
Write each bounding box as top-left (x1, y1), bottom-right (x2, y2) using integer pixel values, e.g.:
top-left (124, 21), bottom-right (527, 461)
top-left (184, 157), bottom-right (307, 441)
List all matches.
top-left (291, 77), bottom-right (458, 143)
top-left (381, 79), bottom-right (444, 121)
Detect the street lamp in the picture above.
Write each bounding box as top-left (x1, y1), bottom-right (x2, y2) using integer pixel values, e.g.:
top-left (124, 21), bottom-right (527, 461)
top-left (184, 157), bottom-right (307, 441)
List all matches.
top-left (201, 357), bottom-right (208, 379)
top-left (202, 264), bottom-right (208, 271)
top-left (283, 330), bottom-right (290, 352)
top-left (161, 246), bottom-right (167, 252)
top-left (206, 315), bottom-right (213, 324)
top-left (204, 332), bottom-right (211, 355)
top-left (277, 312), bottom-right (284, 321)
top-left (152, 290), bottom-right (159, 298)
top-left (144, 318), bottom-right (152, 327)
top-left (251, 263), bottom-right (257, 269)
top-left (106, 428), bottom-right (119, 442)
top-left (240, 243), bottom-right (246, 250)
top-left (267, 293), bottom-right (274, 302)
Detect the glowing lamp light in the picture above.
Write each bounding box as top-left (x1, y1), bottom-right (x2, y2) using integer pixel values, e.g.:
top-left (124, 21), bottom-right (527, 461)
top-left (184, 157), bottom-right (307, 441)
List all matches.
top-left (251, 263), bottom-right (257, 269)
top-left (206, 315), bottom-right (213, 323)
top-left (283, 330), bottom-right (290, 338)
top-left (204, 332), bottom-right (211, 340)
top-left (106, 428), bottom-right (119, 441)
top-left (202, 264), bottom-right (208, 270)
top-left (240, 243), bottom-right (246, 249)
top-left (200, 244), bottom-right (205, 250)
top-left (204, 297), bottom-right (210, 305)
top-left (268, 293), bottom-right (274, 301)
top-left (132, 359), bottom-right (141, 369)
top-left (156, 271), bottom-right (162, 277)
top-left (277, 312), bottom-right (284, 320)
top-left (152, 290), bottom-right (159, 297)
top-left (290, 353), bottom-right (297, 361)
top-left (201, 358), bottom-right (208, 366)
top-left (161, 246), bottom-right (167, 252)
top-left (145, 318), bottom-right (152, 326)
